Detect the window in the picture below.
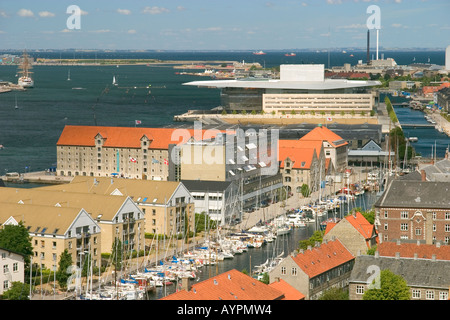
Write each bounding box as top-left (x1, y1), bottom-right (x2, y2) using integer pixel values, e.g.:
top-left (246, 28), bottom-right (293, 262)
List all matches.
top-left (446, 212), bottom-right (450, 220)
top-left (291, 267), bottom-right (297, 276)
top-left (412, 289), bottom-right (421, 299)
top-left (446, 225), bottom-right (450, 232)
top-left (415, 228), bottom-right (422, 236)
top-left (384, 211), bottom-right (388, 218)
top-left (281, 266), bottom-right (286, 275)
top-left (356, 285), bottom-right (365, 295)
top-left (439, 291), bottom-right (448, 300)
top-left (384, 223), bottom-right (388, 230)
top-left (400, 223), bottom-right (408, 231)
top-left (3, 280), bottom-right (8, 290)
top-left (3, 265), bottom-right (9, 274)
top-left (13, 263), bottom-right (18, 272)
top-left (401, 211), bottom-right (409, 219)
top-left (426, 290), bottom-right (435, 300)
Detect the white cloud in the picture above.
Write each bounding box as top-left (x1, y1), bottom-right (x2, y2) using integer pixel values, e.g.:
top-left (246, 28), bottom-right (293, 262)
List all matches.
top-left (197, 27), bottom-right (223, 32)
top-left (0, 30), bottom-right (6, 34)
top-left (337, 23), bottom-right (366, 29)
top-left (89, 29), bottom-right (111, 33)
top-left (127, 29), bottom-right (137, 34)
top-left (17, 9), bottom-right (34, 17)
top-left (117, 9), bottom-right (131, 15)
top-left (60, 29), bottom-right (73, 33)
top-left (392, 23), bottom-right (403, 28)
top-left (0, 10), bottom-right (8, 18)
top-left (142, 6), bottom-right (169, 15)
top-left (38, 11), bottom-right (55, 18)
top-left (177, 6), bottom-right (186, 11)
top-left (80, 9), bottom-right (89, 16)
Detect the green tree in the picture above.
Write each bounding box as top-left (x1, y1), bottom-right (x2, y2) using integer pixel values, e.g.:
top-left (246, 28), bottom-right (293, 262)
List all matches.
top-left (221, 109), bottom-right (227, 115)
top-left (363, 269), bottom-right (410, 300)
top-left (0, 222), bottom-right (33, 268)
top-left (259, 273), bottom-right (270, 285)
top-left (111, 237), bottom-right (123, 271)
top-left (2, 282), bottom-right (31, 300)
top-left (56, 249), bottom-right (73, 290)
top-left (299, 230), bottom-right (324, 251)
top-left (300, 184), bottom-right (310, 198)
top-left (319, 287), bottom-right (349, 300)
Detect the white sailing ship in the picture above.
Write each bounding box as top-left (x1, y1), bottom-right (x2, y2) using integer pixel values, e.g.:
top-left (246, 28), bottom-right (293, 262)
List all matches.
top-left (17, 51), bottom-right (34, 88)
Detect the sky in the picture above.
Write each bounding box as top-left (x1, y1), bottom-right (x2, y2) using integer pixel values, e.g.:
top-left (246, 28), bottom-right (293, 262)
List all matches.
top-left (0, 0), bottom-right (449, 51)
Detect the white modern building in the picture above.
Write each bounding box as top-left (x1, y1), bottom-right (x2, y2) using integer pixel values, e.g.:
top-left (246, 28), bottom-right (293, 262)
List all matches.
top-left (184, 64), bottom-right (381, 113)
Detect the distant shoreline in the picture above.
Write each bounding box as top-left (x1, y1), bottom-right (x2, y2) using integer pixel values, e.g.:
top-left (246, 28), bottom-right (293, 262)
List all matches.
top-left (28, 59), bottom-right (239, 67)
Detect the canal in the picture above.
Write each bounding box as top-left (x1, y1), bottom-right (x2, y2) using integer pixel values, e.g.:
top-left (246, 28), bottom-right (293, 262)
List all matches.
top-left (148, 191), bottom-right (378, 300)
top-left (383, 93), bottom-right (450, 159)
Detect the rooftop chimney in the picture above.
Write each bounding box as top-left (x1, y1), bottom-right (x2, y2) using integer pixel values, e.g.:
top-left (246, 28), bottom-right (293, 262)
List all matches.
top-left (421, 170), bottom-right (427, 182)
top-left (395, 252), bottom-right (400, 259)
top-left (432, 254), bottom-right (437, 262)
top-left (181, 277), bottom-right (190, 292)
top-left (414, 253), bottom-right (418, 260)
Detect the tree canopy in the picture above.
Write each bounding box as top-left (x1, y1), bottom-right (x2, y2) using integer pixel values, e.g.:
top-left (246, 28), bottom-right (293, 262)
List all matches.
top-left (363, 269), bottom-right (410, 300)
top-left (0, 222), bottom-right (33, 267)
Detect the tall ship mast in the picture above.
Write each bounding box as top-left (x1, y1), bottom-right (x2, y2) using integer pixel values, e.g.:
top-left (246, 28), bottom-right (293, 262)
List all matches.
top-left (17, 50), bottom-right (34, 88)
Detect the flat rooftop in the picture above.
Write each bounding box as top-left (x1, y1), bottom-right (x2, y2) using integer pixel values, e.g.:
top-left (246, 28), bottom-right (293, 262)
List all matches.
top-left (183, 64), bottom-right (381, 90)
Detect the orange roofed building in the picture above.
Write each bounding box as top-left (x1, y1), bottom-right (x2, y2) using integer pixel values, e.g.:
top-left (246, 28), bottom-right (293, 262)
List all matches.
top-left (269, 239), bottom-right (355, 300)
top-left (160, 269), bottom-right (304, 300)
top-left (299, 125), bottom-right (348, 173)
top-left (278, 139), bottom-right (327, 196)
top-left (323, 211), bottom-right (378, 256)
top-left (56, 125), bottom-right (223, 181)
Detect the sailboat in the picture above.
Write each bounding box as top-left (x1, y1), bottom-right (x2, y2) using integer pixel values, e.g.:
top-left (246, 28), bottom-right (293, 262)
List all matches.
top-left (17, 50), bottom-right (34, 88)
top-left (67, 69), bottom-right (71, 81)
top-left (112, 75), bottom-right (118, 86)
top-left (14, 95), bottom-right (18, 110)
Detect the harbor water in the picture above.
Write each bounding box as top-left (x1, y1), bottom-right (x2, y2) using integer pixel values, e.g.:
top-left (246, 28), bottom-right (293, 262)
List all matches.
top-left (0, 50), bottom-right (447, 174)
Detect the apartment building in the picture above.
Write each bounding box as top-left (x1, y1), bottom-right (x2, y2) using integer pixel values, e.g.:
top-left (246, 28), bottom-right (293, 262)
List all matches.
top-left (0, 188), bottom-right (145, 254)
top-left (56, 125), bottom-right (223, 181)
top-left (269, 239), bottom-right (355, 300)
top-left (374, 180), bottom-right (450, 244)
top-left (298, 125), bottom-right (348, 173)
top-left (177, 130), bottom-right (283, 212)
top-left (0, 247), bottom-right (25, 295)
top-left (42, 176), bottom-right (195, 237)
top-left (0, 203), bottom-right (101, 271)
top-left (349, 253), bottom-right (450, 300)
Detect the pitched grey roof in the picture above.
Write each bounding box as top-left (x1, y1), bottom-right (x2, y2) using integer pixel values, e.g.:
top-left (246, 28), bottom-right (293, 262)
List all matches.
top-left (349, 255), bottom-right (450, 289)
top-left (374, 180), bottom-right (450, 209)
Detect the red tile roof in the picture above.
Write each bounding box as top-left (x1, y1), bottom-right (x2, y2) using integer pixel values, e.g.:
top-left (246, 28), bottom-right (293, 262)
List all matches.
top-left (324, 212), bottom-right (377, 247)
top-left (268, 279), bottom-right (305, 300)
top-left (278, 147), bottom-right (316, 169)
top-left (378, 241), bottom-right (450, 260)
top-left (299, 126), bottom-right (347, 148)
top-left (292, 239), bottom-right (354, 278)
top-left (57, 125), bottom-right (224, 150)
top-left (161, 269), bottom-right (285, 300)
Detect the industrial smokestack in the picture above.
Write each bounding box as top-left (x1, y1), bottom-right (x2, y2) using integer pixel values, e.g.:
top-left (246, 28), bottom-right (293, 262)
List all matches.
top-left (367, 29), bottom-right (371, 65)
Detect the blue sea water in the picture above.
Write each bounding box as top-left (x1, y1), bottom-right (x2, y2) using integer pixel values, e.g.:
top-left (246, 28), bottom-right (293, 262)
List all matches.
top-left (0, 50), bottom-right (447, 174)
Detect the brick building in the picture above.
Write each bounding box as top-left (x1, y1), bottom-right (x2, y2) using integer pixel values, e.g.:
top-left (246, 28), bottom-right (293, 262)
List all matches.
top-left (374, 180), bottom-right (450, 244)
